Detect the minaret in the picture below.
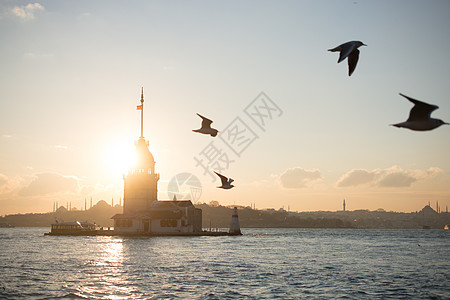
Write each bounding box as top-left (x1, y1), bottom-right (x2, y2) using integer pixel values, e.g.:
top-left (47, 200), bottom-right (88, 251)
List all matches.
top-left (343, 199), bottom-right (346, 212)
top-left (123, 88), bottom-right (160, 214)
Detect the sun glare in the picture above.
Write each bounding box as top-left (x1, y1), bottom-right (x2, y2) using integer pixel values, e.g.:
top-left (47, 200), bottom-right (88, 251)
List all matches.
top-left (104, 139), bottom-right (136, 177)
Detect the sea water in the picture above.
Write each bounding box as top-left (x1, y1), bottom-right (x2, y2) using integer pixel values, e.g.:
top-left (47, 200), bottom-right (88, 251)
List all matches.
top-left (0, 228), bottom-right (448, 299)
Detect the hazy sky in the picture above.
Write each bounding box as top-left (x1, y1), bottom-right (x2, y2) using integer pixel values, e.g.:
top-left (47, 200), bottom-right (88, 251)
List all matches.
top-left (1, 0), bottom-right (450, 215)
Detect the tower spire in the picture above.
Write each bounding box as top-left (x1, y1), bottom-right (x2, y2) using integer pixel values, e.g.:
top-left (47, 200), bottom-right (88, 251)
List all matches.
top-left (140, 87), bottom-right (144, 139)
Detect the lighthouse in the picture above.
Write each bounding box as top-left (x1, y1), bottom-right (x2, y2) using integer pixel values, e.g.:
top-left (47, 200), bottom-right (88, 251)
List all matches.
top-left (229, 207), bottom-right (242, 235)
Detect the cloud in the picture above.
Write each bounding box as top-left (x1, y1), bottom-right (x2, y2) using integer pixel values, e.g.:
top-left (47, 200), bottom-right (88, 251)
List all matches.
top-left (0, 173), bottom-right (22, 194)
top-left (19, 173), bottom-right (78, 196)
top-left (80, 12), bottom-right (91, 18)
top-left (336, 169), bottom-right (376, 187)
top-left (79, 183), bottom-right (112, 196)
top-left (0, 174), bottom-right (9, 188)
top-left (378, 172), bottom-right (416, 187)
top-left (23, 52), bottom-right (54, 60)
top-left (11, 3), bottom-right (44, 21)
top-left (279, 167), bottom-right (322, 189)
top-left (51, 145), bottom-right (68, 150)
top-left (80, 185), bottom-right (96, 196)
top-left (336, 166), bottom-right (443, 188)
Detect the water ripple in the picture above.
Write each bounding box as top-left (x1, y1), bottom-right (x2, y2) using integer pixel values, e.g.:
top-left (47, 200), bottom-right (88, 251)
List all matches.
top-left (0, 228), bottom-right (449, 299)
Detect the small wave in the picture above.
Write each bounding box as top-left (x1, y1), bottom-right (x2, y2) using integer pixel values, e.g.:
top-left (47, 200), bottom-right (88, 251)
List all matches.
top-left (54, 293), bottom-right (90, 299)
top-left (223, 289), bottom-right (251, 299)
top-left (198, 291), bottom-right (219, 300)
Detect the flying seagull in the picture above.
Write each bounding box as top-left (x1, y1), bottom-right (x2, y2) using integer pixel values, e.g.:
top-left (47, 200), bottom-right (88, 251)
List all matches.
top-left (193, 113), bottom-right (218, 137)
top-left (392, 93), bottom-right (449, 131)
top-left (214, 172), bottom-right (234, 189)
top-left (328, 40), bottom-right (367, 76)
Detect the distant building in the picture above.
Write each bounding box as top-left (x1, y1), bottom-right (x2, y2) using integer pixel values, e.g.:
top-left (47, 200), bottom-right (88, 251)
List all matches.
top-left (421, 205), bottom-right (438, 218)
top-left (419, 204), bottom-right (439, 229)
top-left (112, 89), bottom-right (202, 234)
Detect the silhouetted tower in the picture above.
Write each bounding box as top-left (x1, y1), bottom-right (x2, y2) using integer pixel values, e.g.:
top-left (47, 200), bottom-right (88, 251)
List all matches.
top-left (343, 199), bottom-right (346, 212)
top-left (123, 88), bottom-right (160, 214)
top-left (111, 197), bottom-right (114, 207)
top-left (84, 198), bottom-right (87, 211)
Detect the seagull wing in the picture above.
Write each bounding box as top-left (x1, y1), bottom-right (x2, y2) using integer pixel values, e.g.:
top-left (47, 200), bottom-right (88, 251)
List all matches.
top-left (214, 171), bottom-right (228, 185)
top-left (197, 113), bottom-right (213, 129)
top-left (399, 93), bottom-right (439, 121)
top-left (347, 49), bottom-right (360, 76)
top-left (337, 41), bottom-right (355, 63)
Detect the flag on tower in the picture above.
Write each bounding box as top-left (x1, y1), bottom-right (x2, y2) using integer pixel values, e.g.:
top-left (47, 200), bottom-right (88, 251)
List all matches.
top-left (137, 105), bottom-right (143, 110)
